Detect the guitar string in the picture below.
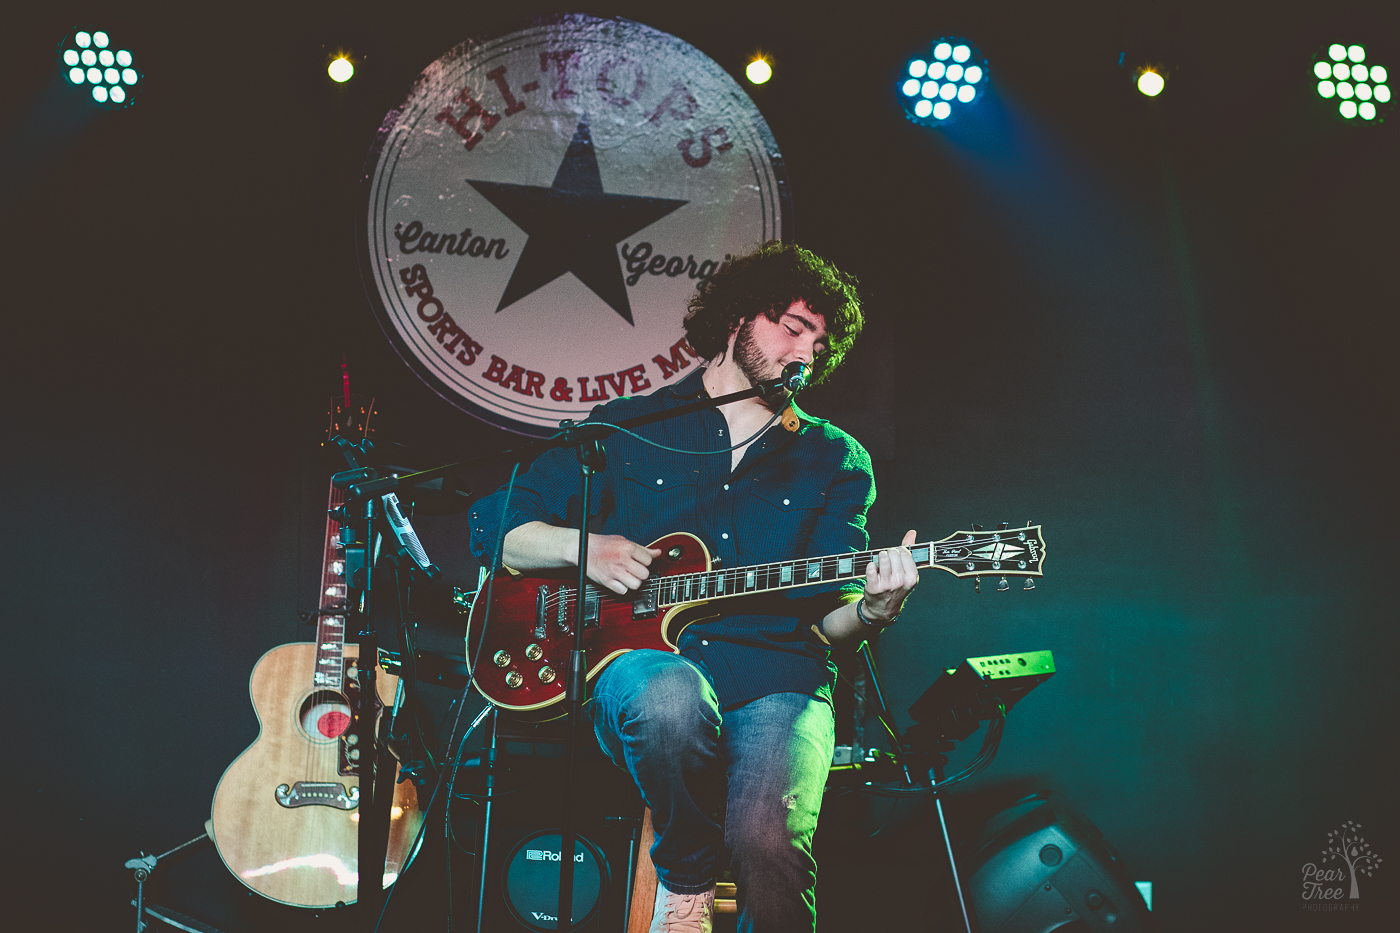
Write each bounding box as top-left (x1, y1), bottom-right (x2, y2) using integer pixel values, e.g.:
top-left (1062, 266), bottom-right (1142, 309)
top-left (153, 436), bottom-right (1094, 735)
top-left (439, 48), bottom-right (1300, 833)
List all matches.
top-left (533, 533), bottom-right (1038, 615)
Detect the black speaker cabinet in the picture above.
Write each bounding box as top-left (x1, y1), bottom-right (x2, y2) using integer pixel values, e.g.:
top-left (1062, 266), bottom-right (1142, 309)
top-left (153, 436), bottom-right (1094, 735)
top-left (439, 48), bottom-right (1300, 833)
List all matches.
top-left (472, 751), bottom-right (644, 933)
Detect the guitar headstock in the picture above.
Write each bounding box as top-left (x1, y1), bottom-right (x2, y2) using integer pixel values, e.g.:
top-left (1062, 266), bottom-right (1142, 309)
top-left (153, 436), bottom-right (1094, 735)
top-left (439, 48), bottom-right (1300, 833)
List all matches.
top-left (923, 524), bottom-right (1045, 584)
top-left (323, 395), bottom-right (377, 448)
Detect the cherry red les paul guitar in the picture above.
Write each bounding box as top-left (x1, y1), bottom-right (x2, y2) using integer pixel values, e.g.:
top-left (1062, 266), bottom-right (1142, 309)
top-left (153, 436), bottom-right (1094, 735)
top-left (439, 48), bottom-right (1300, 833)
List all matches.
top-left (465, 525), bottom-right (1046, 719)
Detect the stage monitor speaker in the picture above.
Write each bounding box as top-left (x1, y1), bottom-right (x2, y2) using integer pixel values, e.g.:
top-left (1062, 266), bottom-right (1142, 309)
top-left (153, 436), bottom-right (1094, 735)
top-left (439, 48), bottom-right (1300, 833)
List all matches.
top-left (963, 793), bottom-right (1158, 933)
top-left (474, 753), bottom-right (643, 932)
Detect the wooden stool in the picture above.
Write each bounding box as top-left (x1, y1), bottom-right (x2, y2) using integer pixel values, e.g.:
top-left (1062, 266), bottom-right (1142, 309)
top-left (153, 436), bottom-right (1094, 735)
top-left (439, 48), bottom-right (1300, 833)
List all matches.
top-left (626, 808), bottom-right (737, 932)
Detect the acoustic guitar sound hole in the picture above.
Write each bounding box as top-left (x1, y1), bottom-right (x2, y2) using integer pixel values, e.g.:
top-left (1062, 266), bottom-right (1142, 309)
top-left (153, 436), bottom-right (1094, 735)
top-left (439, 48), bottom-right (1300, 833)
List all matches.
top-left (299, 690), bottom-right (352, 741)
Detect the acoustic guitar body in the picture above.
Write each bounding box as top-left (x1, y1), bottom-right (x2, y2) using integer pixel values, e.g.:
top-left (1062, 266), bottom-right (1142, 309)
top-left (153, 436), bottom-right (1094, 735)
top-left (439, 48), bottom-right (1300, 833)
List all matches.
top-left (210, 642), bottom-right (424, 908)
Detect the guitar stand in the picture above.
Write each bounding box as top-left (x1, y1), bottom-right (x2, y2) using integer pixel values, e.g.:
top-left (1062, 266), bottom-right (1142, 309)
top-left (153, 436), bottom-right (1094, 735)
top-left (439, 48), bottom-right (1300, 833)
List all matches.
top-left (124, 826), bottom-right (229, 933)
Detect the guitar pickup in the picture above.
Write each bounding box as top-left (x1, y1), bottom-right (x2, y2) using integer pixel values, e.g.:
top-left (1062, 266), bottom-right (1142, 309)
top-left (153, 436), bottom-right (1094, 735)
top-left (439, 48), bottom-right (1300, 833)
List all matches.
top-left (536, 585), bottom-right (549, 638)
top-left (275, 781), bottom-right (359, 810)
top-left (632, 590), bottom-right (657, 619)
top-left (556, 590), bottom-right (601, 632)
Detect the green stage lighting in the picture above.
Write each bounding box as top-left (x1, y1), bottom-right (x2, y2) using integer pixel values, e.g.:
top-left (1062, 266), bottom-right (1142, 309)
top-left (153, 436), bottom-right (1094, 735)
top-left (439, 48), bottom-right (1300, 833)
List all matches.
top-left (1316, 43), bottom-right (1388, 121)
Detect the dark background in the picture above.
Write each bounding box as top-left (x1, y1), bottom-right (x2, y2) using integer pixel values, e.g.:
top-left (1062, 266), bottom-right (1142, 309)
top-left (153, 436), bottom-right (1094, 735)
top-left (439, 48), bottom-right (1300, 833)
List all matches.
top-left (2, 1), bottom-right (1395, 931)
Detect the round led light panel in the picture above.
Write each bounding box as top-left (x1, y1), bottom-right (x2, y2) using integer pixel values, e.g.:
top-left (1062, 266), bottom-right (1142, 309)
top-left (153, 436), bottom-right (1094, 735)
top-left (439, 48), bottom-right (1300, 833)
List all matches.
top-left (898, 36), bottom-right (987, 126)
top-left (60, 28), bottom-right (140, 107)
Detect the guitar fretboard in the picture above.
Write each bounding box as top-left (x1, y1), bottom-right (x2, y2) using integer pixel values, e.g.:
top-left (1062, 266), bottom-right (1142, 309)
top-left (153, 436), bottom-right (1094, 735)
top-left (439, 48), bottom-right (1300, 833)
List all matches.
top-left (313, 485), bottom-right (349, 689)
top-left (647, 543), bottom-right (938, 607)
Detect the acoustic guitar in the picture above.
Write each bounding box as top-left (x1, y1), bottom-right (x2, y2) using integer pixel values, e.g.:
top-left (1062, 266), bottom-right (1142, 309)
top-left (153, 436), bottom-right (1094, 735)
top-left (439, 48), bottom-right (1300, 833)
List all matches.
top-left (210, 394), bottom-right (424, 907)
top-left (466, 524), bottom-right (1045, 720)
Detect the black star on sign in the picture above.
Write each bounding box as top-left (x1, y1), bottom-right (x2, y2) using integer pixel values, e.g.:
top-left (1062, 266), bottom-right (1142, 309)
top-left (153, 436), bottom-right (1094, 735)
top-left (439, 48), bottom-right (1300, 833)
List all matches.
top-left (467, 119), bottom-right (688, 325)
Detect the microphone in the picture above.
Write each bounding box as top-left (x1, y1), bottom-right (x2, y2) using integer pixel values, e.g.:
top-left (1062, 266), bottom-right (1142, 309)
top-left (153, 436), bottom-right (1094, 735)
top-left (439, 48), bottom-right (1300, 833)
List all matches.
top-left (779, 361), bottom-right (809, 392)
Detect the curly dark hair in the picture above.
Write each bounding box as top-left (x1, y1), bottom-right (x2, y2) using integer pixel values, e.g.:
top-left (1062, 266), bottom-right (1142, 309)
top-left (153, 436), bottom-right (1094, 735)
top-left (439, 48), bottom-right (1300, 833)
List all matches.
top-left (682, 241), bottom-right (862, 386)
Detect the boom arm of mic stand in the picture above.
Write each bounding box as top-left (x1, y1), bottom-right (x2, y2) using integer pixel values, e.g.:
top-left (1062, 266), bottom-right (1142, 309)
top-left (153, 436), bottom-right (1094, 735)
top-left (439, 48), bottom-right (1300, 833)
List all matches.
top-left (367, 376), bottom-right (793, 499)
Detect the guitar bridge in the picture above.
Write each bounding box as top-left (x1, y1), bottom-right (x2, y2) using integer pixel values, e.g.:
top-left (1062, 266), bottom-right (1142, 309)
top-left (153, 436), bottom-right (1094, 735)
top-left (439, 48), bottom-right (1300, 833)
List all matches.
top-left (536, 586), bottom-right (549, 639)
top-left (275, 781), bottom-right (359, 810)
top-left (556, 589), bottom-right (600, 632)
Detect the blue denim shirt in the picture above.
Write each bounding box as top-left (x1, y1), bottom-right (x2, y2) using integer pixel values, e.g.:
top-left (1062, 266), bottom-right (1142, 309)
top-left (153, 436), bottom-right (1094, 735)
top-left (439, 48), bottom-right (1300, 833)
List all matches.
top-left (468, 367), bottom-right (874, 710)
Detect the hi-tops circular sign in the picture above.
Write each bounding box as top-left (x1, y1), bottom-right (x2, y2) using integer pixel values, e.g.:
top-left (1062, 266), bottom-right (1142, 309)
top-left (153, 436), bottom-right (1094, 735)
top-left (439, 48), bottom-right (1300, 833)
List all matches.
top-left (361, 14), bottom-right (791, 435)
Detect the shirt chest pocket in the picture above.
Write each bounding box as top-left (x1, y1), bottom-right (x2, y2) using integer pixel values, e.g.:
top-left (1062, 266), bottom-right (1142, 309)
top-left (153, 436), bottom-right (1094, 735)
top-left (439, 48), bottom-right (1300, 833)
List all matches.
top-left (746, 485), bottom-right (827, 552)
top-left (622, 473), bottom-right (701, 542)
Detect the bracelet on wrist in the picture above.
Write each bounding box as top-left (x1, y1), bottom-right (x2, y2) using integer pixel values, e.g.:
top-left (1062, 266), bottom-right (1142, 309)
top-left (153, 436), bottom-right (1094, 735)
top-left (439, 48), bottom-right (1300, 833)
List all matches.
top-left (856, 597), bottom-right (898, 628)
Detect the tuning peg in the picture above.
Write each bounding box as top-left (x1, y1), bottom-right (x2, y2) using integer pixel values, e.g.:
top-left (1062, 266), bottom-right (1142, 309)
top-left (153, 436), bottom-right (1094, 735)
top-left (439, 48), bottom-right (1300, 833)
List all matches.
top-left (974, 575), bottom-right (981, 594)
top-left (972, 524), bottom-right (984, 532)
top-left (1023, 578), bottom-right (1035, 591)
top-left (997, 576), bottom-right (1009, 592)
top-left (999, 522), bottom-right (1010, 530)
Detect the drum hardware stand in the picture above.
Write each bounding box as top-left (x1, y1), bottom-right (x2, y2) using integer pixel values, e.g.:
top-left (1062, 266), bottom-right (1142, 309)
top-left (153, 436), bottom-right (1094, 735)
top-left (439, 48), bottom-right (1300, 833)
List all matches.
top-left (124, 827), bottom-right (228, 933)
top-left (342, 365), bottom-right (807, 931)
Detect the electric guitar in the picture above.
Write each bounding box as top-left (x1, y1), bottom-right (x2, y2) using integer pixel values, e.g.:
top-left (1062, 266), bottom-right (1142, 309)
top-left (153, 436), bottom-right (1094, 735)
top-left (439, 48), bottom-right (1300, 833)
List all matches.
top-left (210, 393), bottom-right (425, 907)
top-left (465, 524), bottom-right (1045, 719)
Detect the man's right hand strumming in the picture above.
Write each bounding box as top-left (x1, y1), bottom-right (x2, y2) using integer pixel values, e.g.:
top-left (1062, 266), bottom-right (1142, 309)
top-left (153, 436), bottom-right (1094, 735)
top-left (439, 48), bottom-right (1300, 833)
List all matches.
top-left (503, 521), bottom-right (663, 595)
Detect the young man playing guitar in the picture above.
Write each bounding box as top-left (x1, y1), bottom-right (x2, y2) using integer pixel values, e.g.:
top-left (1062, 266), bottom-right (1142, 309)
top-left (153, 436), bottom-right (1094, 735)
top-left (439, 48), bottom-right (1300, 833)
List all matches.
top-left (468, 241), bottom-right (920, 932)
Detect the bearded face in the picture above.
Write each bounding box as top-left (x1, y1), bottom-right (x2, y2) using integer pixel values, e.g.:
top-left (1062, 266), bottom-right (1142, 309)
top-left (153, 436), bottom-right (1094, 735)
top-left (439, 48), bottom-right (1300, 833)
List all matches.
top-left (733, 317), bottom-right (778, 387)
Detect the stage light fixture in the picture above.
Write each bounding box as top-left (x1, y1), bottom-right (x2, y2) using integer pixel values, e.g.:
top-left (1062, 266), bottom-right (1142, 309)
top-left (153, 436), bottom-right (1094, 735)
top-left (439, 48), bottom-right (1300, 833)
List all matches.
top-left (746, 57), bottom-right (772, 85)
top-left (899, 37), bottom-right (987, 127)
top-left (328, 56), bottom-right (354, 83)
top-left (1316, 44), bottom-right (1389, 121)
top-left (59, 27), bottom-right (140, 108)
top-left (1137, 70), bottom-right (1165, 97)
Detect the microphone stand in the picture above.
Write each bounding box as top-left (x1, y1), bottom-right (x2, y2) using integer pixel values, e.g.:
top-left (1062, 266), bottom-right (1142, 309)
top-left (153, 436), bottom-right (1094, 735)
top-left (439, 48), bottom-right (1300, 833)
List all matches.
top-left (342, 365), bottom-right (806, 932)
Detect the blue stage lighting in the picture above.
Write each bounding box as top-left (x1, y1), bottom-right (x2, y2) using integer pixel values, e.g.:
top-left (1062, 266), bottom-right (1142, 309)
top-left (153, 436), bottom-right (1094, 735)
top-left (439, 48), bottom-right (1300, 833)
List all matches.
top-left (59, 27), bottom-right (141, 109)
top-left (899, 37), bottom-right (988, 127)
top-left (1317, 43), bottom-right (1388, 121)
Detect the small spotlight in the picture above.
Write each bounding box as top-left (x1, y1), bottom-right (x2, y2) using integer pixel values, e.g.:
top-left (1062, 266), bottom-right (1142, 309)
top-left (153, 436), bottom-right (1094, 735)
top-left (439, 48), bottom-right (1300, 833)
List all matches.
top-left (328, 56), bottom-right (354, 83)
top-left (746, 58), bottom-right (772, 85)
top-left (1137, 70), bottom-right (1165, 97)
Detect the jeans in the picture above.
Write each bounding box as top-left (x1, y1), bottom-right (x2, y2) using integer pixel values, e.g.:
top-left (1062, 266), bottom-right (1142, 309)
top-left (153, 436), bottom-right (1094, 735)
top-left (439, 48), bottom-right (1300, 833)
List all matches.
top-left (590, 649), bottom-right (835, 932)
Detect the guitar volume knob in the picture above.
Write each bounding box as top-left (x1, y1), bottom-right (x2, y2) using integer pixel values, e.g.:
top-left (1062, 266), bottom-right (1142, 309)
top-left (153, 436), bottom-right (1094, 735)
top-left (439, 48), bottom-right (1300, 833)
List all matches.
top-left (525, 643), bottom-right (543, 661)
top-left (538, 666), bottom-right (556, 684)
top-left (493, 650), bottom-right (512, 668)
top-left (505, 671), bottom-right (524, 688)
